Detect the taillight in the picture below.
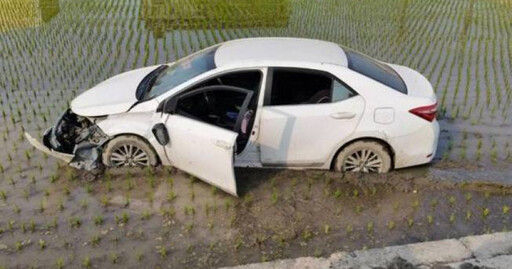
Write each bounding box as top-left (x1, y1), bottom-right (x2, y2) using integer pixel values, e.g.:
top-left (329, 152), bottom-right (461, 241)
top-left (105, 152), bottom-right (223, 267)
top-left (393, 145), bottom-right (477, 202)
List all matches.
top-left (409, 102), bottom-right (437, 122)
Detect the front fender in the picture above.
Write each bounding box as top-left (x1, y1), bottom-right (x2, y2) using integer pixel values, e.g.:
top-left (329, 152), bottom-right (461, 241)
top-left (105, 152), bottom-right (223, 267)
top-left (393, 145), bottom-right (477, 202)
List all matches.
top-left (96, 113), bottom-right (171, 166)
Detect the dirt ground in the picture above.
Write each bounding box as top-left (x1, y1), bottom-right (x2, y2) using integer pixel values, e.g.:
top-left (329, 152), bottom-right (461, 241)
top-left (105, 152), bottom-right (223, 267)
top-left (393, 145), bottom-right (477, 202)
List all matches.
top-left (0, 166), bottom-right (510, 268)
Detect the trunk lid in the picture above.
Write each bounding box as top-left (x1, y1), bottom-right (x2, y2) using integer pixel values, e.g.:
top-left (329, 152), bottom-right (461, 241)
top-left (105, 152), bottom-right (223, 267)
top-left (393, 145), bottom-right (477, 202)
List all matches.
top-left (388, 63), bottom-right (437, 103)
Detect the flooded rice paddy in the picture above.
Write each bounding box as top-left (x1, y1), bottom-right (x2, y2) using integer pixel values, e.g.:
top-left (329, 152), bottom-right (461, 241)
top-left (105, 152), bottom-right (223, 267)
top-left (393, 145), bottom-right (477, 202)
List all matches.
top-left (0, 0), bottom-right (511, 268)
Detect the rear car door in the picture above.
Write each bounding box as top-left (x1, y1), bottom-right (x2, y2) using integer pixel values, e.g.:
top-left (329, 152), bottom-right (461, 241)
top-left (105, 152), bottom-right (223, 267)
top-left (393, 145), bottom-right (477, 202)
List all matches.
top-left (258, 68), bottom-right (365, 166)
top-left (160, 86), bottom-right (253, 196)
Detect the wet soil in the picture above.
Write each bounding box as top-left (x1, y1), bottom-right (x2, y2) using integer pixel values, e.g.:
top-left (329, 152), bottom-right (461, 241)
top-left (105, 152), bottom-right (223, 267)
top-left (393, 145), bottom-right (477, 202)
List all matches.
top-left (0, 167), bottom-right (511, 268)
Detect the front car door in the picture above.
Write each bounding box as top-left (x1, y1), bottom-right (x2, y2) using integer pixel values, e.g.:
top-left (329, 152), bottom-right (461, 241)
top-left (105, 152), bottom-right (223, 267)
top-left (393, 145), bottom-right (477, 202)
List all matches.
top-left (258, 67), bottom-right (365, 167)
top-left (160, 86), bottom-right (253, 196)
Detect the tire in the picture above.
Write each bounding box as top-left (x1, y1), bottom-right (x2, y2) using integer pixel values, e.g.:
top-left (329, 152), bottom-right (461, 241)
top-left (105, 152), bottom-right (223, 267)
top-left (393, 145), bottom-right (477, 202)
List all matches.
top-left (334, 141), bottom-right (392, 173)
top-left (103, 135), bottom-right (158, 167)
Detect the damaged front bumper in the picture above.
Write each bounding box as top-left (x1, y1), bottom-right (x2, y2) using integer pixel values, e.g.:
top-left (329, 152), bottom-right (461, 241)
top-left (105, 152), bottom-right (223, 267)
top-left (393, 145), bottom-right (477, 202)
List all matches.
top-left (25, 109), bottom-right (110, 171)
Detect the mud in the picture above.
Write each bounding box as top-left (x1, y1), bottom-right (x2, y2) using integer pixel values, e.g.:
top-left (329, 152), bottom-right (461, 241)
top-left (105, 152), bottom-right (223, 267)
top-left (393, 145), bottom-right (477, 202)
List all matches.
top-left (1, 167), bottom-right (511, 268)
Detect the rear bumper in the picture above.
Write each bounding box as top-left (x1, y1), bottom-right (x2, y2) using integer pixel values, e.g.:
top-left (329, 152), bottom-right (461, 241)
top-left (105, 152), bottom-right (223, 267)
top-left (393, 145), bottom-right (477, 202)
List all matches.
top-left (389, 120), bottom-right (440, 169)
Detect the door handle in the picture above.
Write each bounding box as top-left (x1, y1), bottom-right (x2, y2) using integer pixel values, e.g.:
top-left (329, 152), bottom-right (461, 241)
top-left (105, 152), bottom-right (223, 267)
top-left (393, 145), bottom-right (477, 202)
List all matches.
top-left (330, 112), bottom-right (356, 119)
top-left (214, 140), bottom-right (232, 150)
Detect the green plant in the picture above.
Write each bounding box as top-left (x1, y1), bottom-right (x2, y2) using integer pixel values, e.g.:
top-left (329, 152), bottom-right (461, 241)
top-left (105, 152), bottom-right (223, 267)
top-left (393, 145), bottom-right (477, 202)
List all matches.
top-left (39, 239), bottom-right (46, 249)
top-left (482, 208), bottom-right (490, 218)
top-left (110, 253), bottom-right (119, 264)
top-left (69, 217), bottom-right (81, 228)
top-left (387, 220), bottom-right (396, 230)
top-left (449, 213), bottom-right (456, 224)
top-left (56, 258), bottom-right (64, 269)
top-left (324, 224), bottom-right (330, 234)
top-left (93, 215), bottom-right (104, 226)
top-left (366, 222), bottom-right (374, 233)
top-left (82, 256), bottom-right (91, 268)
top-left (427, 215), bottom-right (434, 225)
top-left (157, 246), bottom-right (167, 258)
top-left (407, 217), bottom-right (414, 228)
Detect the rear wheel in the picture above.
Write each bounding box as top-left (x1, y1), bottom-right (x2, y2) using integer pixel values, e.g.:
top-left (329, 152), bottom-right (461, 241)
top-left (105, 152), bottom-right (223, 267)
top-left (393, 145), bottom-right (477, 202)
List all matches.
top-left (334, 141), bottom-right (391, 173)
top-left (103, 135), bottom-right (158, 167)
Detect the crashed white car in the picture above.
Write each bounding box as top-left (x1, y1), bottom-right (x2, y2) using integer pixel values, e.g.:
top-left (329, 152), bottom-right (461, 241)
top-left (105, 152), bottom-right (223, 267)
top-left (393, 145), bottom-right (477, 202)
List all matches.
top-left (27, 38), bottom-right (439, 196)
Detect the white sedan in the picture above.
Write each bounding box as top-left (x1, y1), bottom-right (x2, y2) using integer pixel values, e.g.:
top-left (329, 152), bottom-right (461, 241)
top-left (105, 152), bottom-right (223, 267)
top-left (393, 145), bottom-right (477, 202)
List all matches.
top-left (26, 38), bottom-right (439, 196)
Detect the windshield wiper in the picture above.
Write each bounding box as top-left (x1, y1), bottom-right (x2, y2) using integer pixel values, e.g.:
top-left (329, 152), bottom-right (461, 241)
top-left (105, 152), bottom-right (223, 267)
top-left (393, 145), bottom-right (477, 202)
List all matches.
top-left (135, 65), bottom-right (169, 100)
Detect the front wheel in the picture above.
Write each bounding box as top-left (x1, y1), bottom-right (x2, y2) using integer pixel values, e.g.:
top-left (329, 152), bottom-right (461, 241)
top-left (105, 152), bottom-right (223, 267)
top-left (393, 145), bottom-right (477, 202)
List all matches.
top-left (103, 135), bottom-right (158, 167)
top-left (334, 141), bottom-right (391, 173)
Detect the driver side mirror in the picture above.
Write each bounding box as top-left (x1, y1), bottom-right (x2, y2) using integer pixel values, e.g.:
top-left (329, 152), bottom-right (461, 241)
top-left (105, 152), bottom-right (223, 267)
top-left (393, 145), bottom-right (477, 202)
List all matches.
top-left (152, 123), bottom-right (170, 146)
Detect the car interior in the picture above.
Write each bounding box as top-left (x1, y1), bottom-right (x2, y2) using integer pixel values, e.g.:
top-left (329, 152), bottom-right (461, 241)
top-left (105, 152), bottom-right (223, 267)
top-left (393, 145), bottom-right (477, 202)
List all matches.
top-left (175, 70), bottom-right (262, 153)
top-left (270, 69), bottom-right (333, 105)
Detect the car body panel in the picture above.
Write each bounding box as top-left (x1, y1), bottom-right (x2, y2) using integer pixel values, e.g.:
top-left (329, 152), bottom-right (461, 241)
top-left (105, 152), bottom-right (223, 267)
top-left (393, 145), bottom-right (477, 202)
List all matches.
top-left (71, 65), bottom-right (160, 117)
top-left (162, 114), bottom-right (238, 196)
top-left (25, 132), bottom-right (74, 163)
top-left (387, 63), bottom-right (436, 102)
top-left (258, 95), bottom-right (365, 166)
top-left (215, 38), bottom-right (348, 67)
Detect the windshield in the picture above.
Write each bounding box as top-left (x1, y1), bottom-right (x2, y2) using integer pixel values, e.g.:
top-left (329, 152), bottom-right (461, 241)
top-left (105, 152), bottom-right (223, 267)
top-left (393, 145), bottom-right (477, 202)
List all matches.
top-left (344, 48), bottom-right (407, 94)
top-left (145, 45), bottom-right (219, 99)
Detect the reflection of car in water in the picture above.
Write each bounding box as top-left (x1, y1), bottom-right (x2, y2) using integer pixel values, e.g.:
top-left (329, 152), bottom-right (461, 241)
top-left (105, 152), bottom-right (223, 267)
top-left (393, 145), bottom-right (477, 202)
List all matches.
top-left (140, 0), bottom-right (290, 38)
top-left (26, 38), bottom-right (440, 196)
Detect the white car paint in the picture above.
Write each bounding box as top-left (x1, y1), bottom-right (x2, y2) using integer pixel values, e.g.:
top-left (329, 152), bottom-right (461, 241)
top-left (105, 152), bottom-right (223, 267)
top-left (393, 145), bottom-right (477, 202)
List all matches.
top-left (71, 65), bottom-right (160, 117)
top-left (27, 37), bottom-right (440, 196)
top-left (214, 38), bottom-right (348, 67)
top-left (162, 114), bottom-right (238, 196)
top-left (24, 132), bottom-right (74, 163)
top-left (258, 95), bottom-right (365, 166)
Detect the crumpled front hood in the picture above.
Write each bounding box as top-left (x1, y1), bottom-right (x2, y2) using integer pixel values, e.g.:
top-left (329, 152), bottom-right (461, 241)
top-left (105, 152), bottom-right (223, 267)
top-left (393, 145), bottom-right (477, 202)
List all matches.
top-left (71, 65), bottom-right (159, 117)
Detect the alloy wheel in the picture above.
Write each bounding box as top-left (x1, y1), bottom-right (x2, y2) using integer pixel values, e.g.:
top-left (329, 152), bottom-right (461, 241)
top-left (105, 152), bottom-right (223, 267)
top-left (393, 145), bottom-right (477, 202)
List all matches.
top-left (110, 144), bottom-right (150, 167)
top-left (343, 149), bottom-right (383, 173)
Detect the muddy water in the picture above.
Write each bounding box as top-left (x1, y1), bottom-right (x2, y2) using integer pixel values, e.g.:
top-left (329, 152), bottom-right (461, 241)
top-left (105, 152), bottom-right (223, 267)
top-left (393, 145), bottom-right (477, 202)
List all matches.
top-left (1, 0), bottom-right (512, 268)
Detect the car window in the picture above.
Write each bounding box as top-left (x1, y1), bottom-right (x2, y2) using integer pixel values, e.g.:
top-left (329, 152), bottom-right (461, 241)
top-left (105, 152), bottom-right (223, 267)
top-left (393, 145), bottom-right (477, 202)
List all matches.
top-left (176, 89), bottom-right (248, 131)
top-left (267, 68), bottom-right (356, 106)
top-left (269, 69), bottom-right (332, 105)
top-left (192, 71), bottom-right (262, 92)
top-left (332, 80), bottom-right (355, 102)
top-left (146, 45), bottom-right (219, 99)
top-left (343, 48), bottom-right (407, 94)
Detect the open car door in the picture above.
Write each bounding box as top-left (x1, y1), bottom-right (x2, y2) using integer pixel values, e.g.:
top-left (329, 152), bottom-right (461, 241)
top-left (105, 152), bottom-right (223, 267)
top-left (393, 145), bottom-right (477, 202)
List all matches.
top-left (158, 86), bottom-right (254, 196)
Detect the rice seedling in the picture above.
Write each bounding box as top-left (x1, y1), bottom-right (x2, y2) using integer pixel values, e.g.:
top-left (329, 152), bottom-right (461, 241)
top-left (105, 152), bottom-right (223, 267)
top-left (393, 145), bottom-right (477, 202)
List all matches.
top-left (68, 217), bottom-right (81, 228)
top-left (38, 239), bottom-right (46, 249)
top-left (466, 210), bottom-right (472, 221)
top-left (482, 208), bottom-right (491, 219)
top-left (157, 246), bottom-right (167, 259)
top-left (110, 253), bottom-right (119, 264)
top-left (82, 256), bottom-right (91, 268)
top-left (407, 217), bottom-right (414, 228)
top-left (93, 215), bottom-right (104, 226)
top-left (449, 213), bottom-right (456, 224)
top-left (56, 258), bottom-right (64, 269)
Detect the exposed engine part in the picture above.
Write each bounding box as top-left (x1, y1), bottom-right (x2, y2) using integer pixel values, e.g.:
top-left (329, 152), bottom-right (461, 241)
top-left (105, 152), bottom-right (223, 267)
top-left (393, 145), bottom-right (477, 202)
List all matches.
top-left (43, 109), bottom-right (110, 172)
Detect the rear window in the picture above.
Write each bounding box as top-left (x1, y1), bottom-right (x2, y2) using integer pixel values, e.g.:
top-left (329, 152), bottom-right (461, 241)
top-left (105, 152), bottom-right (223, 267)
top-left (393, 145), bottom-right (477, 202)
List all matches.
top-left (344, 48), bottom-right (407, 94)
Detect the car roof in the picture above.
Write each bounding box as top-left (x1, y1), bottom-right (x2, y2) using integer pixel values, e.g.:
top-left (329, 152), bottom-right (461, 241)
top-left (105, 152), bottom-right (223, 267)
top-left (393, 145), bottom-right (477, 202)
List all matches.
top-left (214, 38), bottom-right (348, 68)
